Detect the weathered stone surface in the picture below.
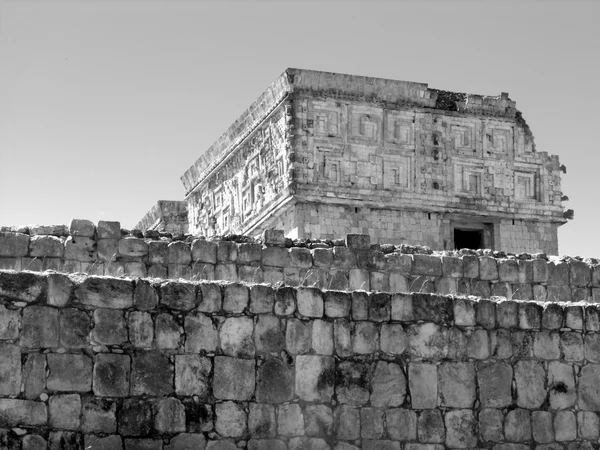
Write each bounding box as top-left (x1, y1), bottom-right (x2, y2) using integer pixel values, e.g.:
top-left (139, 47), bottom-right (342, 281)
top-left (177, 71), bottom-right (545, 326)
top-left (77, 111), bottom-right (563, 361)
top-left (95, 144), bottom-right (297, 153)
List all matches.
top-left (380, 323), bottom-right (407, 355)
top-left (578, 363), bottom-right (600, 410)
top-left (254, 315), bottom-right (284, 354)
top-left (0, 344), bottom-right (21, 396)
top-left (223, 283), bottom-right (249, 313)
top-left (92, 308), bottom-right (127, 345)
top-left (278, 403), bottom-right (304, 436)
top-left (0, 232), bottom-right (29, 257)
top-left (185, 312), bottom-right (218, 352)
top-left (29, 235), bottom-right (64, 257)
top-left (409, 363), bottom-right (437, 409)
top-left (353, 321), bottom-right (379, 354)
top-left (296, 287), bottom-right (324, 318)
top-left (386, 408), bottom-right (417, 441)
top-left (514, 360), bottom-right (546, 408)
top-left (165, 433), bottom-right (207, 450)
top-left (0, 399), bottom-right (47, 426)
top-left (533, 331), bottom-right (560, 359)
top-left (160, 280), bottom-right (196, 311)
top-left (438, 362), bottom-right (475, 408)
top-left (256, 358), bottom-right (293, 403)
top-left (504, 408), bottom-right (531, 442)
top-left (335, 405), bottom-right (360, 440)
top-left (408, 322), bottom-right (448, 359)
top-left (94, 353), bottom-right (130, 397)
top-left (304, 404), bottom-right (332, 437)
top-left (370, 361), bottom-right (406, 408)
top-left (131, 351), bottom-right (173, 396)
top-left (554, 410), bottom-right (576, 441)
top-left (175, 355), bottom-right (211, 397)
top-left (76, 276), bottom-right (133, 308)
top-left (577, 411), bottom-right (599, 440)
top-left (220, 316), bottom-right (255, 357)
top-left (22, 352), bottom-right (45, 399)
top-left (250, 284), bottom-right (275, 314)
top-left (248, 403), bottom-right (276, 438)
top-left (445, 409), bottom-right (477, 448)
top-left (198, 282), bottom-right (222, 312)
top-left (213, 356), bottom-right (255, 400)
top-left (0, 271), bottom-right (46, 303)
top-left (296, 355), bottom-right (334, 402)
top-left (216, 401), bottom-right (246, 437)
top-left (82, 397), bottom-right (117, 433)
top-left (20, 305), bottom-right (58, 348)
top-left (22, 435), bottom-right (47, 450)
top-left (418, 409), bottom-right (445, 443)
top-left (336, 361), bottom-right (369, 405)
top-left (47, 353), bottom-right (92, 391)
top-left (155, 313), bottom-right (180, 349)
top-left (49, 394), bottom-right (80, 430)
top-left (479, 408), bottom-right (504, 442)
top-left (85, 435), bottom-right (123, 450)
top-left (64, 236), bottom-right (97, 261)
top-left (532, 410), bottom-right (554, 443)
top-left (128, 311), bottom-right (153, 348)
top-left (361, 407), bottom-right (384, 439)
top-left (477, 361), bottom-right (512, 408)
top-left (154, 397), bottom-right (185, 434)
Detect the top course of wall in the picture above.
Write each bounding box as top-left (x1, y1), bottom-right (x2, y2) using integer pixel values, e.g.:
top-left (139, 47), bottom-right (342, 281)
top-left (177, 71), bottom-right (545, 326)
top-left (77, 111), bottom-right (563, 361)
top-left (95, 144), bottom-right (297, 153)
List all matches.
top-left (0, 219), bottom-right (597, 303)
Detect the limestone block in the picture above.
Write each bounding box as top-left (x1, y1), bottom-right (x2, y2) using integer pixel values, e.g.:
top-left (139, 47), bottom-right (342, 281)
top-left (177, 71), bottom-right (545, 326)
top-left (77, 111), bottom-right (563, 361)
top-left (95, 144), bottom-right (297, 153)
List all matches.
top-left (389, 272), bottom-right (408, 293)
top-left (95, 221), bottom-right (119, 240)
top-left (548, 261), bottom-right (569, 286)
top-left (215, 263), bottom-right (238, 282)
top-left (353, 321), bottom-right (379, 354)
top-left (334, 405), bottom-right (360, 440)
top-left (213, 356), bottom-right (255, 401)
top-left (155, 313), bottom-right (180, 349)
top-left (182, 400), bottom-right (212, 433)
top-left (370, 271), bottom-right (389, 292)
top-left (512, 330), bottom-right (534, 358)
top-left (313, 248), bottom-right (333, 267)
top-left (22, 353), bottom-right (45, 399)
top-left (47, 353), bottom-right (92, 391)
top-left (59, 308), bottom-right (91, 348)
top-left (371, 361), bottom-right (406, 408)
top-left (64, 236), bottom-right (96, 261)
top-left (532, 410), bottom-right (554, 443)
top-left (533, 331), bottom-right (561, 360)
top-left (49, 394), bottom-right (80, 430)
top-left (84, 435), bottom-right (122, 450)
top-left (256, 358), bottom-right (293, 404)
top-left (166, 241), bottom-right (191, 265)
top-left (192, 283), bottom-right (218, 314)
top-left (324, 291), bottom-right (350, 318)
top-left (361, 407), bottom-right (385, 439)
top-left (0, 344), bottom-right (21, 396)
top-left (412, 293), bottom-right (452, 323)
top-left (453, 297), bottom-right (476, 326)
top-left (585, 333), bottom-right (600, 362)
top-left (533, 284), bottom-right (547, 301)
top-left (192, 262), bottom-right (215, 281)
top-left (504, 408), bottom-right (531, 442)
top-left (570, 260), bottom-right (591, 286)
top-left (277, 403), bottom-right (304, 437)
top-left (148, 240), bottom-right (169, 265)
top-left (462, 255), bottom-right (478, 278)
top-left (248, 284), bottom-right (273, 314)
top-left (477, 361), bottom-right (512, 408)
top-left (21, 306), bottom-right (59, 348)
top-left (154, 397), bottom-right (186, 434)
top-left (336, 360), bottom-right (369, 405)
top-left (355, 249), bottom-right (386, 272)
top-left (445, 409), bottom-right (477, 448)
top-left (334, 319), bottom-right (352, 357)
top-left (248, 439), bottom-right (286, 450)
top-left (348, 268), bottom-right (369, 291)
top-left (475, 299), bottom-right (495, 329)
top-left (0, 232), bottom-right (29, 257)
top-left (434, 277), bottom-right (456, 295)
top-left (479, 256), bottom-right (498, 280)
top-left (438, 362), bottom-right (476, 408)
top-left (128, 311), bottom-right (153, 349)
top-left (296, 287), bottom-right (324, 319)
top-left (76, 276), bottom-right (134, 309)
top-left (514, 360), bottom-right (546, 408)
top-left (160, 281), bottom-right (196, 311)
top-left (288, 247), bottom-right (312, 269)
top-left (254, 315), bottom-right (284, 354)
top-left (215, 401), bottom-right (246, 438)
top-left (533, 259), bottom-right (549, 283)
top-left (547, 284), bottom-right (572, 302)
top-left (577, 411), bottom-right (599, 440)
top-left (0, 271), bottom-right (46, 303)
top-left (312, 319), bottom-right (333, 355)
top-left (367, 293), bottom-right (389, 322)
top-left (471, 280), bottom-right (491, 297)
top-left (131, 351), bottom-right (173, 396)
top-left (542, 303), bottom-right (563, 329)
top-left (234, 243), bottom-right (260, 264)
top-left (248, 403), bottom-right (276, 438)
top-left (220, 317), bottom-right (254, 357)
top-left (330, 247), bottom-right (354, 270)
top-left (286, 318), bottom-right (312, 355)
top-left (0, 257), bottom-right (20, 270)
top-left (380, 323), bottom-right (407, 355)
top-left (261, 246), bottom-right (289, 268)
top-left (288, 438), bottom-right (330, 450)
top-left (81, 398), bottom-right (116, 433)
top-left (496, 300), bottom-right (518, 328)
top-left (442, 256), bottom-right (462, 278)
top-left (478, 408), bottom-right (504, 442)
top-left (69, 218), bottom-right (95, 237)
top-left (553, 410), bottom-right (576, 441)
top-left (418, 409), bottom-right (445, 443)
top-left (586, 304), bottom-right (600, 331)
top-left (0, 305), bottom-right (19, 341)
top-left (346, 234), bottom-right (370, 249)
top-left (386, 253), bottom-right (411, 273)
top-left (304, 404), bottom-right (333, 437)
top-left (93, 353), bottom-right (131, 397)
top-left (411, 254), bottom-right (442, 276)
top-left (490, 329), bottom-right (512, 359)
top-left (191, 239), bottom-right (217, 264)
top-left (296, 355), bottom-right (334, 402)
top-left (0, 399), bottom-right (47, 426)
top-left (351, 291), bottom-right (368, 320)
top-left (165, 434), bottom-right (206, 450)
top-left (548, 361), bottom-right (576, 409)
top-left (173, 355), bottom-right (210, 398)
top-left (168, 263), bottom-right (191, 279)
top-left (498, 259), bottom-right (519, 282)
top-left (22, 435), bottom-right (47, 450)
top-left (118, 398), bottom-right (153, 436)
top-left (385, 408), bottom-right (416, 441)
top-left (565, 305), bottom-right (584, 330)
top-left (561, 332), bottom-right (584, 362)
top-left (29, 235), bottom-right (63, 258)
top-left (408, 323), bottom-right (448, 359)
top-left (123, 439), bottom-right (162, 450)
top-left (519, 302), bottom-right (542, 329)
top-left (92, 309), bottom-right (127, 345)
top-left (117, 237), bottom-right (147, 258)
top-left (409, 363), bottom-right (437, 409)
top-left (391, 293), bottom-right (413, 321)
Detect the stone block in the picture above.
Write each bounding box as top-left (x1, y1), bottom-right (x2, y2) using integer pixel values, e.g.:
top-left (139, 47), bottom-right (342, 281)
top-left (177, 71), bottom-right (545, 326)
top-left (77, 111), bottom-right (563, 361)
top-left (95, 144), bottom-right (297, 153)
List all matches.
top-left (155, 397), bottom-right (185, 434)
top-left (542, 303), bottom-right (563, 329)
top-left (192, 262), bottom-right (215, 281)
top-left (160, 280), bottom-right (196, 311)
top-left (85, 435), bottom-right (123, 450)
top-left (0, 257), bottom-right (20, 270)
top-left (155, 313), bottom-right (180, 349)
top-left (515, 360), bottom-right (546, 408)
top-left (286, 319), bottom-right (311, 354)
top-left (64, 236), bottom-right (96, 261)
top-left (289, 247), bottom-right (312, 268)
top-left (60, 308), bottom-right (91, 348)
top-left (418, 409), bottom-right (445, 443)
top-left (334, 405), bottom-right (360, 440)
top-left (561, 331), bottom-right (584, 362)
top-left (131, 351), bottom-right (173, 396)
top-left (533, 259), bottom-right (549, 282)
top-left (532, 410), bottom-right (554, 443)
top-left (128, 311), bottom-right (153, 348)
top-left (118, 237), bottom-right (148, 258)
top-left (445, 409), bottom-right (477, 448)
top-left (336, 360), bottom-right (369, 405)
top-left (353, 321), bottom-right (379, 354)
top-left (412, 293), bottom-right (452, 323)
top-left (313, 248), bottom-right (333, 267)
top-left (504, 408), bottom-right (531, 442)
top-left (0, 344), bottom-right (21, 396)
top-left (453, 297), bottom-right (476, 326)
top-left (311, 319), bottom-right (333, 355)
top-left (434, 277), bottom-right (456, 295)
top-left (442, 256), bottom-right (462, 278)
top-left (0, 304), bottom-right (20, 340)
top-left (534, 331), bottom-right (561, 359)
top-left (22, 353), bottom-right (45, 399)
top-left (262, 246), bottom-right (289, 267)
top-left (69, 218), bottom-right (95, 237)
top-left (0, 398), bottom-right (47, 426)
top-left (346, 234), bottom-right (370, 249)
top-left (164, 434), bottom-right (206, 450)
top-left (533, 284), bottom-right (547, 301)
top-left (148, 240), bottom-right (168, 265)
top-left (351, 291), bottom-right (368, 320)
top-left (21, 306), bottom-right (59, 348)
top-left (49, 394), bottom-right (80, 430)
top-left (380, 323), bottom-right (407, 355)
top-left (296, 355), bottom-right (334, 402)
top-left (477, 361), bottom-right (512, 408)
top-left (46, 353), bottom-right (92, 391)
top-left (496, 300), bottom-right (518, 328)
top-left (356, 249), bottom-right (386, 271)
top-left (479, 408), bottom-right (504, 442)
top-left (248, 440), bottom-right (286, 450)
top-left (95, 220), bottom-right (119, 239)
top-left (571, 260), bottom-right (591, 286)
top-left (548, 260), bottom-right (569, 285)
top-left (118, 398), bottom-right (153, 436)
top-left (168, 241), bottom-right (192, 265)
top-left (547, 284), bottom-right (572, 302)
top-left (324, 291), bottom-right (350, 318)
top-left (386, 252), bottom-right (412, 273)
top-left (554, 410), bottom-right (576, 441)
top-left (565, 305), bottom-right (584, 330)
top-left (254, 314), bottom-right (284, 354)
top-left (220, 316), bottom-right (255, 357)
top-left (182, 400), bottom-right (213, 433)
top-left (256, 358), bottom-right (293, 403)
top-left (586, 304), bottom-right (600, 331)
top-left (29, 235), bottom-right (63, 258)
top-left (168, 263), bottom-right (191, 280)
top-left (295, 287), bottom-right (322, 318)
top-left (334, 319), bottom-right (352, 357)
top-left (248, 403), bottom-right (276, 438)
top-left (123, 439), bottom-right (163, 450)
top-left (301, 404), bottom-right (331, 437)
top-left (185, 312), bottom-right (218, 352)
top-left (191, 239), bottom-right (217, 263)
top-left (586, 333), bottom-right (600, 362)
top-left (81, 397), bottom-right (116, 433)
top-left (547, 361), bottom-right (575, 409)
top-left (215, 401), bottom-right (246, 438)
top-left (577, 411), bottom-right (599, 440)
top-left (236, 243), bottom-right (261, 264)
top-left (0, 271), bottom-right (46, 303)
top-left (361, 407), bottom-right (385, 439)
top-left (277, 403), bottom-right (304, 437)
top-left (370, 361), bottom-right (406, 408)
top-left (175, 355), bottom-right (211, 397)
top-left (22, 435), bottom-right (47, 450)
top-left (368, 292), bottom-right (390, 321)
top-left (389, 272), bottom-right (408, 292)
top-left (348, 269), bottom-right (369, 291)
top-left (214, 263), bottom-right (237, 281)
top-left (222, 283), bottom-right (248, 313)
top-left (92, 308), bottom-right (127, 345)
top-left (195, 282), bottom-right (219, 313)
top-left (462, 255), bottom-right (478, 278)
top-left (479, 256), bottom-right (498, 280)
top-left (391, 293), bottom-right (413, 321)
top-left (519, 302), bottom-right (542, 329)
top-left (412, 254), bottom-right (442, 276)
top-left (214, 356), bottom-right (255, 401)
top-left (385, 408), bottom-right (416, 441)
top-left (250, 284), bottom-right (275, 314)
top-left (94, 353), bottom-right (130, 397)
top-left (475, 299), bottom-right (495, 329)
top-left (96, 238), bottom-right (117, 262)
top-left (438, 362), bottom-right (475, 408)
top-left (408, 323), bottom-right (448, 359)
top-left (498, 259), bottom-right (519, 282)
top-left (490, 329), bottom-right (512, 359)
top-left (408, 363), bottom-right (437, 409)
top-left (76, 276), bottom-right (134, 309)
top-left (0, 232), bottom-right (30, 257)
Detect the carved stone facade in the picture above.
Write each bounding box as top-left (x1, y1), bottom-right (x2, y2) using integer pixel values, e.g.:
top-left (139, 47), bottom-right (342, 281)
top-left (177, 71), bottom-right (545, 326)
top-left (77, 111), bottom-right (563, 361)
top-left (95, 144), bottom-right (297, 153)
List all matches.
top-left (177, 69), bottom-right (569, 254)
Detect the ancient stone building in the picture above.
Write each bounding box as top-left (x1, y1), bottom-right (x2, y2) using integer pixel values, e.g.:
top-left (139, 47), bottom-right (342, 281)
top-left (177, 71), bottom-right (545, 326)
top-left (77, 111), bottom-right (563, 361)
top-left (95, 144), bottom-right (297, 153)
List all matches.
top-left (166, 69), bottom-right (568, 254)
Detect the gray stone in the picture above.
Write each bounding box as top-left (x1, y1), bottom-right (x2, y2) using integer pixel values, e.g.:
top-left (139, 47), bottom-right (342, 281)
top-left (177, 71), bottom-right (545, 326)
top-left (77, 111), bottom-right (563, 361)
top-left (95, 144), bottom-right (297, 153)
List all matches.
top-left (92, 308), bottom-right (127, 345)
top-left (504, 408), bottom-right (531, 442)
top-left (533, 331), bottom-right (560, 359)
top-left (277, 403), bottom-right (304, 436)
top-left (353, 321), bottom-right (378, 354)
top-left (250, 284), bottom-right (275, 314)
top-left (213, 356), bottom-right (255, 401)
top-left (297, 287), bottom-right (324, 318)
top-left (22, 353), bottom-right (45, 399)
top-left (21, 306), bottom-right (59, 348)
top-left (175, 355), bottom-right (211, 397)
top-left (60, 308), bottom-right (91, 348)
top-left (81, 397), bottom-right (117, 433)
top-left (254, 315), bottom-right (284, 354)
top-left (133, 279), bottom-right (159, 310)
top-left (409, 363), bottom-right (437, 409)
top-left (164, 434), bottom-right (206, 450)
top-left (386, 408), bottom-right (417, 441)
top-left (478, 408), bottom-right (504, 442)
top-left (274, 287), bottom-right (296, 315)
top-left (286, 319), bottom-right (311, 354)
top-left (49, 394), bottom-right (80, 430)
top-left (248, 403), bottom-right (276, 438)
top-left (380, 323), bottom-right (407, 355)
top-left (477, 361), bottom-right (512, 408)
top-left (304, 404), bottom-right (333, 437)
top-left (256, 358), bottom-right (293, 404)
top-left (0, 399), bottom-right (47, 426)
top-left (361, 407), bottom-right (385, 439)
top-left (548, 361), bottom-right (576, 409)
top-left (93, 353), bottom-right (131, 397)
top-left (185, 312), bottom-right (219, 352)
top-left (118, 398), bottom-right (153, 436)
top-left (514, 360), bottom-right (546, 409)
top-left (311, 319), bottom-right (333, 355)
top-left (438, 362), bottom-right (476, 408)
top-left (160, 280), bottom-right (196, 311)
top-left (560, 331), bottom-right (584, 362)
top-left (76, 276), bottom-right (134, 309)
top-left (223, 283), bottom-right (249, 313)
top-left (155, 313), bottom-right (181, 349)
top-left (47, 353), bottom-right (92, 391)
top-left (554, 410), bottom-right (576, 441)
top-left (577, 411), bottom-right (599, 440)
top-left (220, 316), bottom-right (255, 357)
top-left (578, 363), bottom-right (600, 410)
top-left (216, 401), bottom-right (246, 438)
top-left (131, 351), bottom-right (173, 396)
top-left (334, 405), bottom-right (360, 440)
top-left (370, 361), bottom-right (406, 408)
top-left (296, 355), bottom-right (334, 402)
top-left (155, 397), bottom-right (185, 434)
top-left (84, 435), bottom-right (123, 450)
top-left (128, 311), bottom-right (154, 348)
top-left (445, 409), bottom-right (477, 448)
top-left (324, 291), bottom-right (351, 318)
top-left (418, 409), bottom-right (445, 443)
top-left (532, 410), bottom-right (554, 443)
top-left (408, 323), bottom-right (448, 359)
top-left (0, 344), bottom-right (21, 396)
top-left (335, 361), bottom-right (369, 405)
top-left (22, 435), bottom-right (47, 450)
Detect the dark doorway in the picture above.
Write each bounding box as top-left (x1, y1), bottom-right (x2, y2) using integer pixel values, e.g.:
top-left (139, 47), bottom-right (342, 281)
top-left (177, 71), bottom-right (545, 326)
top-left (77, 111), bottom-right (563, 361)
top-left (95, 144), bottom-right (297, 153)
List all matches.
top-left (454, 228), bottom-right (483, 250)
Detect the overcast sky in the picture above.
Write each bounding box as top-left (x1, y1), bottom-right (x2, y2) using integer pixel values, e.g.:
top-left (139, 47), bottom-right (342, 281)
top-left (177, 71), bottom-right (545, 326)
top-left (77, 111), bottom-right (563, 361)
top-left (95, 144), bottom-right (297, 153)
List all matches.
top-left (1, 0), bottom-right (598, 257)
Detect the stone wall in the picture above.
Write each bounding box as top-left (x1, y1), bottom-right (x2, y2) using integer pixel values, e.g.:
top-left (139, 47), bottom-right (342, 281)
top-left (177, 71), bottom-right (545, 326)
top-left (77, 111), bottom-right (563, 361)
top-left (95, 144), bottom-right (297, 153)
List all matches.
top-left (1, 270), bottom-right (600, 449)
top-left (0, 220), bottom-right (597, 303)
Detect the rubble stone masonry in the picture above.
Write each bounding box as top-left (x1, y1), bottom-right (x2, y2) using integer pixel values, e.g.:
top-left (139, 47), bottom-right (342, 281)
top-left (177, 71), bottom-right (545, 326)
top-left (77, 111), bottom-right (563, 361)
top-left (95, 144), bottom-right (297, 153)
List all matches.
top-left (1, 269), bottom-right (600, 449)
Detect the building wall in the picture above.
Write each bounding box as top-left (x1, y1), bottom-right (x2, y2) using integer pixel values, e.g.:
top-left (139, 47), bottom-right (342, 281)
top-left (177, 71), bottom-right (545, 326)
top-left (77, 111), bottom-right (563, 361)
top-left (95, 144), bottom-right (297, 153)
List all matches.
top-left (1, 269), bottom-right (600, 448)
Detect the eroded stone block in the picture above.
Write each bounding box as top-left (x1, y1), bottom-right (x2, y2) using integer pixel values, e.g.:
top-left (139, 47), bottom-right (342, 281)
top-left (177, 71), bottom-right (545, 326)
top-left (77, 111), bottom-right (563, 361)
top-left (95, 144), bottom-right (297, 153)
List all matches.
top-left (213, 356), bottom-right (255, 401)
top-left (47, 353), bottom-right (91, 391)
top-left (295, 355), bottom-right (334, 402)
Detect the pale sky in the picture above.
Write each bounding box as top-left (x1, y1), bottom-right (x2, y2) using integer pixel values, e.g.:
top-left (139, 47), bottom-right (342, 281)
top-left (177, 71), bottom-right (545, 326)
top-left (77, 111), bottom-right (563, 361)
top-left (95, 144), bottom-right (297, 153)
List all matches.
top-left (1, 0), bottom-right (598, 257)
